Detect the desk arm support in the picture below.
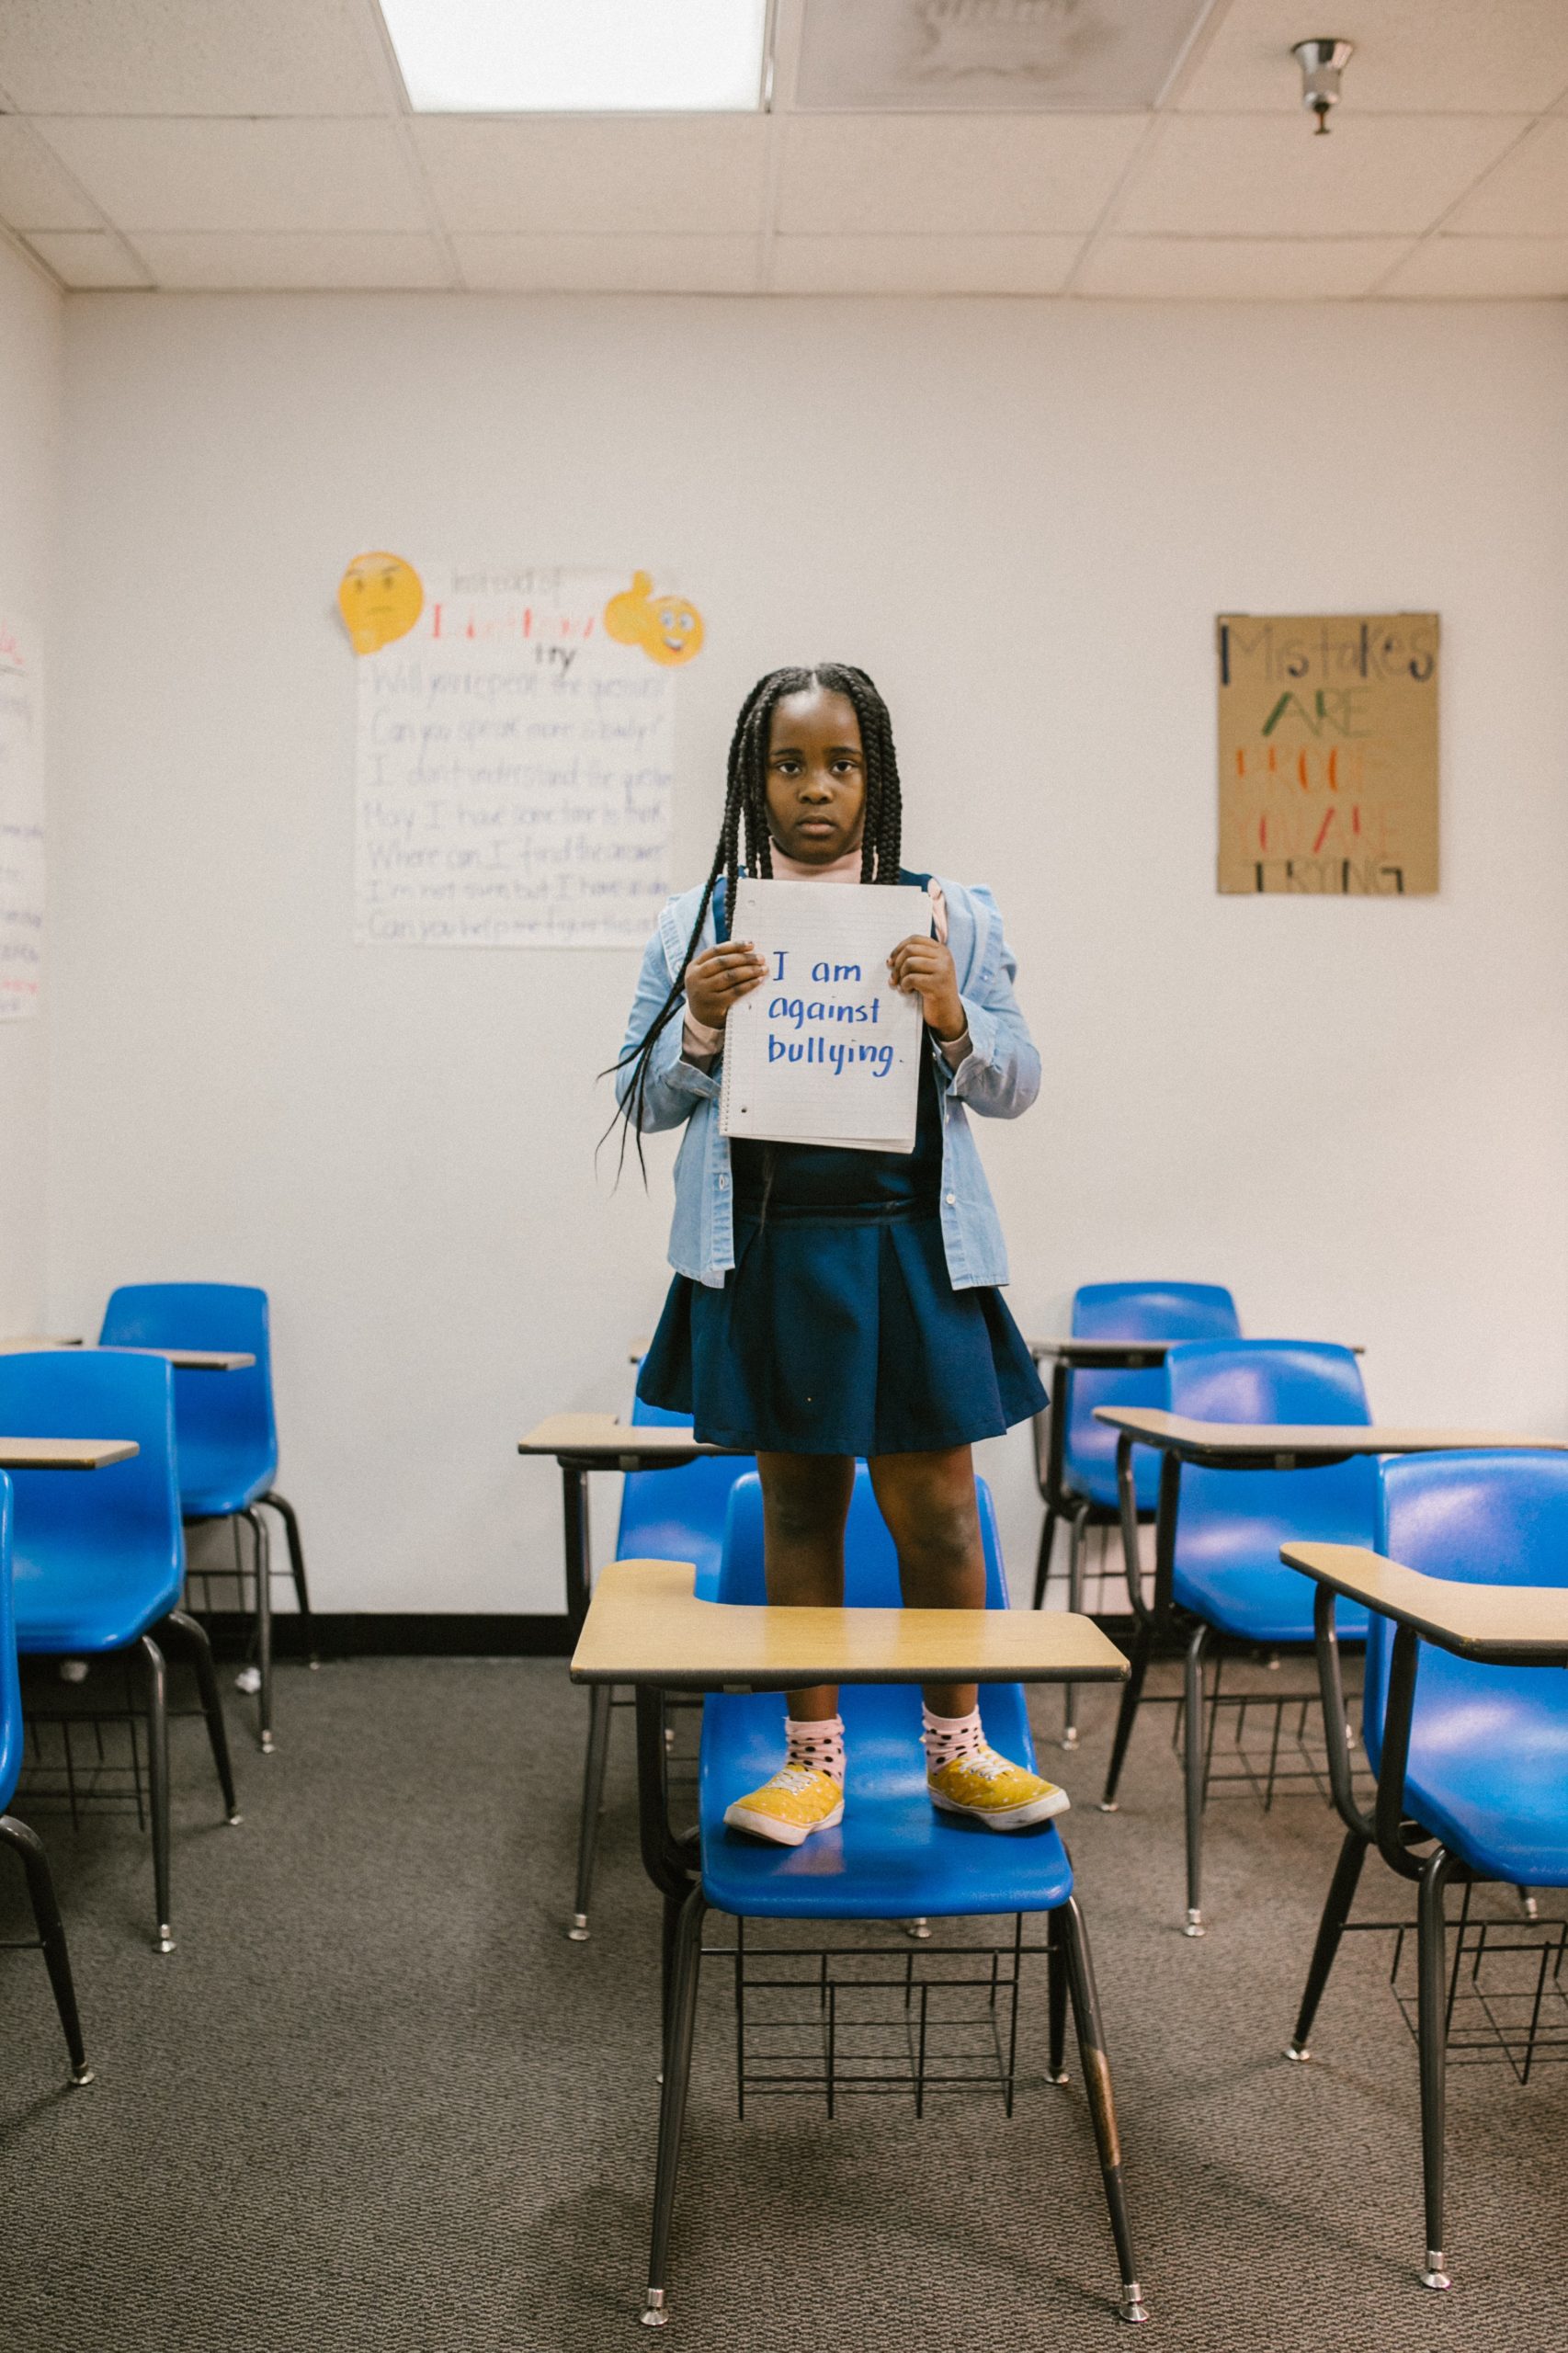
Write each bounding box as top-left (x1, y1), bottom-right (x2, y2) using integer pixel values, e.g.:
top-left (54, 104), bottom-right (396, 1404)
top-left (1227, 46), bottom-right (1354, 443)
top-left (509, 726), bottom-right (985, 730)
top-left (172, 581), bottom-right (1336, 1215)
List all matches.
top-left (635, 1688), bottom-right (699, 1902)
top-left (1312, 1583), bottom-right (1377, 1847)
top-left (1371, 1620), bottom-right (1427, 1884)
top-left (1114, 1435), bottom-right (1151, 1627)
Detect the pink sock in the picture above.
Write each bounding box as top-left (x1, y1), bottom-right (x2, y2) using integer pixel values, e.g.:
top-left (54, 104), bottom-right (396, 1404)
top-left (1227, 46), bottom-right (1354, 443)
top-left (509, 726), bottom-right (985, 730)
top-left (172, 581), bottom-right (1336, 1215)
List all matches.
top-left (785, 1714), bottom-right (846, 1785)
top-left (922, 1706), bottom-right (986, 1771)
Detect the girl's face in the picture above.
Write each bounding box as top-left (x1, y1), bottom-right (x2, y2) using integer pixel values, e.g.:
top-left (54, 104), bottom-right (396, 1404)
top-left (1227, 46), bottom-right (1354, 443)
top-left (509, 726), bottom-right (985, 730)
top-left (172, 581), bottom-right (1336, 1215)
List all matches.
top-left (765, 687), bottom-right (866, 866)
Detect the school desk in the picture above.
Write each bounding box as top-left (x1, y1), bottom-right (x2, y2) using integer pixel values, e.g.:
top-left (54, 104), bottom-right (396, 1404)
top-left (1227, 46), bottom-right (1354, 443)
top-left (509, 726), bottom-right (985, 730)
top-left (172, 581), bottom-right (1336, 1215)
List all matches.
top-left (1089, 1406), bottom-right (1568, 1926)
top-left (1091, 1407), bottom-right (1568, 1621)
top-left (519, 1415), bottom-right (748, 1938)
top-left (517, 1414), bottom-right (741, 1632)
top-left (570, 1560), bottom-right (1134, 2324)
top-left (0, 1438), bottom-right (140, 1470)
top-left (0, 1339), bottom-right (254, 1371)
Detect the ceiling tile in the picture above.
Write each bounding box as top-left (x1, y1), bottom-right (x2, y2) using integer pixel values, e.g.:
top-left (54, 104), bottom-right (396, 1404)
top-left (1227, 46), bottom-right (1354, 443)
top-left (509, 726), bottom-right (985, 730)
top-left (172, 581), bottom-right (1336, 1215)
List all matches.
top-left (1118, 111), bottom-right (1528, 235)
top-left (1077, 233), bottom-right (1415, 297)
top-left (1176, 0), bottom-right (1568, 115)
top-left (795, 0), bottom-right (1211, 111)
top-left (1381, 233), bottom-right (1568, 296)
top-left (23, 229), bottom-right (148, 287)
top-left (778, 114), bottom-right (1146, 235)
top-left (415, 117), bottom-right (767, 235)
top-left (0, 115), bottom-right (100, 229)
top-left (771, 233), bottom-right (1083, 294)
top-left (36, 118), bottom-right (430, 234)
top-left (1446, 117), bottom-right (1568, 231)
top-left (130, 232), bottom-right (452, 289)
top-left (0, 0), bottom-right (395, 114)
top-left (453, 233), bottom-right (759, 292)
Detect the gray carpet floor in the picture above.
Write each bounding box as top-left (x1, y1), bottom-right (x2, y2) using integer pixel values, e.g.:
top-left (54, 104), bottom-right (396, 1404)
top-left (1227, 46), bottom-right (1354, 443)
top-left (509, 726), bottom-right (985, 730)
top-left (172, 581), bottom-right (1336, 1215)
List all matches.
top-left (0, 1653), bottom-right (1563, 2351)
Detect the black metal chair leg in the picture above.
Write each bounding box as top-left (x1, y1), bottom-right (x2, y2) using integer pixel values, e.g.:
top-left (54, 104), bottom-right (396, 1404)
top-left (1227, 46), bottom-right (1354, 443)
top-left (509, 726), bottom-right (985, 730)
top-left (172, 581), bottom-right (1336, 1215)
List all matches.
top-left (1287, 1825), bottom-right (1369, 2059)
top-left (1181, 1623), bottom-right (1210, 1938)
top-left (1416, 1848), bottom-right (1457, 2291)
top-left (1046, 1903), bottom-right (1069, 2085)
top-left (1098, 1620), bottom-right (1152, 1813)
top-left (0, 1813), bottom-right (93, 2085)
top-left (569, 1681), bottom-right (615, 1942)
top-left (139, 1632), bottom-right (175, 1953)
top-left (260, 1489), bottom-right (312, 1618)
top-left (1059, 1895), bottom-right (1148, 2324)
top-left (1031, 1506), bottom-right (1059, 1612)
top-left (164, 1608), bottom-right (242, 1824)
top-left (240, 1506), bottom-right (274, 1754)
top-left (644, 1883), bottom-right (707, 2328)
top-left (1062, 1504), bottom-right (1090, 1751)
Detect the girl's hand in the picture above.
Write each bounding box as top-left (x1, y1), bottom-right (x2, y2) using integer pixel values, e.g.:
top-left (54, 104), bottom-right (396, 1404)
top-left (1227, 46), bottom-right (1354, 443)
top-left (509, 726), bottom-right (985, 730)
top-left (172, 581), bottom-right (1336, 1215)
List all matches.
top-left (888, 937), bottom-right (964, 1039)
top-left (686, 940), bottom-right (767, 1030)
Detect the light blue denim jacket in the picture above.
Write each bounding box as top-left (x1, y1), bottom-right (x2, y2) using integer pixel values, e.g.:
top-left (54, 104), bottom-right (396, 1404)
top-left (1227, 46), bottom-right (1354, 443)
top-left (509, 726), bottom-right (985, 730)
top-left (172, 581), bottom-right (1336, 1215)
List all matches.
top-left (616, 876), bottom-right (1040, 1290)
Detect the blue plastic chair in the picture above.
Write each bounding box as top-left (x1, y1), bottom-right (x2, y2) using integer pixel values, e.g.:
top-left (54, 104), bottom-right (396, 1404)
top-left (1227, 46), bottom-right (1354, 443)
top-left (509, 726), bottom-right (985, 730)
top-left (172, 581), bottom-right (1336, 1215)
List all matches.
top-left (1287, 1450), bottom-right (1568, 2290)
top-left (1032, 1285), bottom-right (1241, 1750)
top-left (642, 1466), bottom-right (1146, 2326)
top-left (0, 1472), bottom-right (92, 2086)
top-left (568, 1392), bottom-right (756, 1943)
top-left (0, 1351), bottom-right (241, 1952)
top-left (98, 1284), bottom-right (309, 1756)
top-left (1099, 1339), bottom-right (1373, 1937)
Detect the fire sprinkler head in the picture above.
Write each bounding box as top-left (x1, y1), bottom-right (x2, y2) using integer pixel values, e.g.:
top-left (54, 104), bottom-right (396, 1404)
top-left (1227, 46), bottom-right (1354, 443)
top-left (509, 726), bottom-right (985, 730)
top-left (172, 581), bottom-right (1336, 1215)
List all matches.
top-left (1292, 37), bottom-right (1354, 134)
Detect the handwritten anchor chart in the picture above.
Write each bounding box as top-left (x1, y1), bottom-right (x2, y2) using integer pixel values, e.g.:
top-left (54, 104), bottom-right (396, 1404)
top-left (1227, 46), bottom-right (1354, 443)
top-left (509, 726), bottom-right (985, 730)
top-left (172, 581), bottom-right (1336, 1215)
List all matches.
top-left (1216, 612), bottom-right (1439, 896)
top-left (350, 565), bottom-right (678, 948)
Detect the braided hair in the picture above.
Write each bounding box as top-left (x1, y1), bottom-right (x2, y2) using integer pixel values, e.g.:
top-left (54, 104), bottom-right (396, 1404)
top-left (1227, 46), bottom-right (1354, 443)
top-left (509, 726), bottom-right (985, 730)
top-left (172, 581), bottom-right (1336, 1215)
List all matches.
top-left (608, 663), bottom-right (905, 1176)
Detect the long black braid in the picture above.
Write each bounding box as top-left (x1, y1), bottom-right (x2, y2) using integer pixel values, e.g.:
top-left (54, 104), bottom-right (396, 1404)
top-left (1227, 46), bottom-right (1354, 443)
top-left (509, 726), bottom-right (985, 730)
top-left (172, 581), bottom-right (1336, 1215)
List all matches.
top-left (608, 663), bottom-right (905, 1177)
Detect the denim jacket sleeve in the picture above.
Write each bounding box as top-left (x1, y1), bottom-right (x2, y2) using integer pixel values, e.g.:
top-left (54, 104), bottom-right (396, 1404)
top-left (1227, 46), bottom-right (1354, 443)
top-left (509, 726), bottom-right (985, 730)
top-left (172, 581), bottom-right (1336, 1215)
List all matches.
top-left (930, 881), bottom-right (1040, 1121)
top-left (615, 898), bottom-right (720, 1132)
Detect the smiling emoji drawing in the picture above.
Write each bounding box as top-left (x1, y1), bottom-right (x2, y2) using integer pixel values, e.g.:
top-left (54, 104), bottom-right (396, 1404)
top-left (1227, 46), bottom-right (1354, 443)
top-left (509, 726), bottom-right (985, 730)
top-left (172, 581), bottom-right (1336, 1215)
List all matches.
top-left (603, 571), bottom-right (704, 667)
top-left (337, 551), bottom-right (424, 655)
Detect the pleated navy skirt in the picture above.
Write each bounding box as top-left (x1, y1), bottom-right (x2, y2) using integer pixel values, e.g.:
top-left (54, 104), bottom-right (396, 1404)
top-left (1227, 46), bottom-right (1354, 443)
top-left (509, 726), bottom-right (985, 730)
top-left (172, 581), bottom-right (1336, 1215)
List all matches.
top-left (638, 1200), bottom-right (1046, 1458)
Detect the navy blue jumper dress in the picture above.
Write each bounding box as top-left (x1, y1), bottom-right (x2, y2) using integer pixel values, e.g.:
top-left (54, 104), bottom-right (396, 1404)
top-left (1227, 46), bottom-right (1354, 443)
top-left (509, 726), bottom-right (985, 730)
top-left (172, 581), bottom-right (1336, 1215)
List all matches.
top-left (637, 872), bottom-right (1046, 1459)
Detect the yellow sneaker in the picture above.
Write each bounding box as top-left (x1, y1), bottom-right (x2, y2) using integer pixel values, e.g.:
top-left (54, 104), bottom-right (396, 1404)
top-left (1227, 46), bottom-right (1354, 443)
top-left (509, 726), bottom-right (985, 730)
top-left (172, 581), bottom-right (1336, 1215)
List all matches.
top-left (723, 1765), bottom-right (845, 1847)
top-left (927, 1745), bottom-right (1070, 1832)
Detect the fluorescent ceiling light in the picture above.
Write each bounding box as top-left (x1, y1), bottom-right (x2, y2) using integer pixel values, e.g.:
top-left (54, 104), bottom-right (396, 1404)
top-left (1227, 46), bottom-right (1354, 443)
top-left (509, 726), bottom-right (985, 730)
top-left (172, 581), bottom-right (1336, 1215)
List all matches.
top-left (380, 0), bottom-right (770, 112)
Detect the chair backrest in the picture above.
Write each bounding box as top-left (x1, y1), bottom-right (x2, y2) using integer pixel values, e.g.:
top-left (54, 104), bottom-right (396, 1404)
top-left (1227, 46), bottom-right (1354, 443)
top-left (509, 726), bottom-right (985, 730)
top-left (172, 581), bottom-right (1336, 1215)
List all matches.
top-left (616, 1392), bottom-right (756, 1600)
top-left (718, 1466), bottom-right (1008, 1608)
top-left (1165, 1339), bottom-right (1377, 1583)
top-left (1063, 1283), bottom-right (1242, 1506)
top-left (0, 1350), bottom-right (185, 1612)
top-left (0, 1475), bottom-right (20, 1815)
top-left (1364, 1449), bottom-right (1568, 1765)
top-left (98, 1282), bottom-right (278, 1495)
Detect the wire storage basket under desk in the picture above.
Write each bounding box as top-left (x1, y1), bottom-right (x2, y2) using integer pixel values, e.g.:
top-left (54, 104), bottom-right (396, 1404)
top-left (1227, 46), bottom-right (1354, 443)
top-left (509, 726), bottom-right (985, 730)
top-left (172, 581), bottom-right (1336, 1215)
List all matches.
top-left (706, 1914), bottom-right (1051, 2120)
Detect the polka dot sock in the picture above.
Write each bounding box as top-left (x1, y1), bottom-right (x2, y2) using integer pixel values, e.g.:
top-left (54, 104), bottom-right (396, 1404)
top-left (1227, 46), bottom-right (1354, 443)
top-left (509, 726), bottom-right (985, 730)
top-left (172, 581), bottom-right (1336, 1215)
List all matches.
top-left (785, 1714), bottom-right (846, 1786)
top-left (921, 1706), bottom-right (987, 1771)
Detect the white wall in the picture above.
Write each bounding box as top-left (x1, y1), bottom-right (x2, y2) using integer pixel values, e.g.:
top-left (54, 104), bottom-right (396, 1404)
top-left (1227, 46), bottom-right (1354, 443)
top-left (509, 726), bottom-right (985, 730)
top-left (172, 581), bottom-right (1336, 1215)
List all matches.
top-left (47, 292), bottom-right (1568, 1609)
top-left (0, 239), bottom-right (60, 1336)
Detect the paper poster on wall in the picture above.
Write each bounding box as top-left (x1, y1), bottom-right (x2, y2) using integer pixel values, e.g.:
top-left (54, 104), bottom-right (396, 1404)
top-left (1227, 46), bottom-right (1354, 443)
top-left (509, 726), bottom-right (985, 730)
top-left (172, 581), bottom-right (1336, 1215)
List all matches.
top-left (348, 563), bottom-right (693, 948)
top-left (719, 880), bottom-right (928, 1152)
top-left (1217, 613), bottom-right (1439, 896)
top-left (0, 610), bottom-right (44, 1019)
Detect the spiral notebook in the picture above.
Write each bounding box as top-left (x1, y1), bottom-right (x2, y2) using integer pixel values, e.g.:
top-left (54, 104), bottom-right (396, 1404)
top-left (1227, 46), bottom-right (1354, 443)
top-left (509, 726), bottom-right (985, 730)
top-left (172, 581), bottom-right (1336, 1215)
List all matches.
top-left (718, 878), bottom-right (928, 1153)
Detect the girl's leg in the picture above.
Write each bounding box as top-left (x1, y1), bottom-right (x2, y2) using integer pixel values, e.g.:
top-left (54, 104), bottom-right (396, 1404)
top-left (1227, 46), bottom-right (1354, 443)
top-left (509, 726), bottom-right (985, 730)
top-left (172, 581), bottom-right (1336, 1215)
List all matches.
top-left (869, 1444), bottom-right (1069, 1832)
top-left (756, 1450), bottom-right (856, 1721)
top-left (866, 1443), bottom-right (983, 1719)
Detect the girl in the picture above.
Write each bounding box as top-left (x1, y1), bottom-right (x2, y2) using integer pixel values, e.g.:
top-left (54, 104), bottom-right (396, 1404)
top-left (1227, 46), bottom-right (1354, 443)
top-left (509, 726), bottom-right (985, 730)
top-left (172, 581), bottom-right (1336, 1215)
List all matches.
top-left (615, 664), bottom-right (1061, 1847)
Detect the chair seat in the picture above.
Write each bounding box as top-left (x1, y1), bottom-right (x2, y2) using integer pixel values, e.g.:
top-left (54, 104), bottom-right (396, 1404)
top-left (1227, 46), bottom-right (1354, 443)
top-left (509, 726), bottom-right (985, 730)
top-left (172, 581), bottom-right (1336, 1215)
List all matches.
top-left (1174, 1550), bottom-right (1369, 1646)
top-left (11, 1544), bottom-right (182, 1655)
top-left (699, 1683), bottom-right (1073, 1920)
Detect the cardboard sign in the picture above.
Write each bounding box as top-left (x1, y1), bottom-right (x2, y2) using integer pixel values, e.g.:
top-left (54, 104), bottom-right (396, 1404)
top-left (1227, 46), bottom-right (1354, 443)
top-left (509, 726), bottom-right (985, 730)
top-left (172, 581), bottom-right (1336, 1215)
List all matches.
top-left (1217, 613), bottom-right (1439, 895)
top-left (719, 879), bottom-right (929, 1152)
